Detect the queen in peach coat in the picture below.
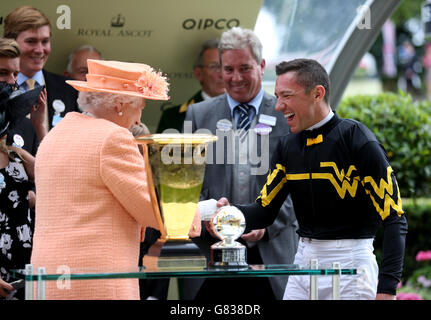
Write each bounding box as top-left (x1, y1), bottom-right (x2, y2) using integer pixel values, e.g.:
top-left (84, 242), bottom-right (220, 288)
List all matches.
top-left (31, 60), bottom-right (170, 299)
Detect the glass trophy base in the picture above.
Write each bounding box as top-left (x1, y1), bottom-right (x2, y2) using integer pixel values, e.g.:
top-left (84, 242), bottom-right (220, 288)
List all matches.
top-left (143, 240), bottom-right (206, 270)
top-left (159, 241), bottom-right (206, 270)
top-left (209, 241), bottom-right (248, 268)
top-left (157, 255), bottom-right (206, 270)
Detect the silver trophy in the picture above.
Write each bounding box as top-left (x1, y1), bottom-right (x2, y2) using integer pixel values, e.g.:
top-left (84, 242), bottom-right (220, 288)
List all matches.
top-left (209, 206), bottom-right (248, 268)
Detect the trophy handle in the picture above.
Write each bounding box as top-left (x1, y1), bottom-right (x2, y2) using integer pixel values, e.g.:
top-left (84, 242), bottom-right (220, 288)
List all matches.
top-left (141, 144), bottom-right (166, 241)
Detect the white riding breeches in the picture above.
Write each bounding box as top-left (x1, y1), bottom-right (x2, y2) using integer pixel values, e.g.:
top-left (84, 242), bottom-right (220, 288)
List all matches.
top-left (283, 238), bottom-right (378, 300)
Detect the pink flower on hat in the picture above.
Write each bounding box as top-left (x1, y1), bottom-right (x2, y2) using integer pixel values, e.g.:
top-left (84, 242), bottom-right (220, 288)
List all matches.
top-left (66, 59), bottom-right (170, 100)
top-left (134, 67), bottom-right (169, 100)
top-left (415, 250), bottom-right (431, 261)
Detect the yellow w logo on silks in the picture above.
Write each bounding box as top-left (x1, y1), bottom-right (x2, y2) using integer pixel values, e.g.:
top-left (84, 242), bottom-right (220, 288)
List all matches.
top-left (362, 166), bottom-right (404, 220)
top-left (259, 162), bottom-right (404, 220)
top-left (259, 164), bottom-right (287, 207)
top-left (282, 162), bottom-right (359, 199)
top-left (310, 162), bottom-right (360, 199)
top-left (259, 162), bottom-right (360, 206)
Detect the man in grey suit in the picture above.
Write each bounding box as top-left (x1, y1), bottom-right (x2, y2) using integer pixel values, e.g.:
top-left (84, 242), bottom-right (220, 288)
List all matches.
top-left (184, 27), bottom-right (298, 300)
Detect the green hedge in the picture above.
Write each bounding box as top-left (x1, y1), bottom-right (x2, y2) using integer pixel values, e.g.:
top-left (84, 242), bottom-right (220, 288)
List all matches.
top-left (338, 92), bottom-right (431, 284)
top-left (374, 198), bottom-right (431, 282)
top-left (338, 92), bottom-right (431, 198)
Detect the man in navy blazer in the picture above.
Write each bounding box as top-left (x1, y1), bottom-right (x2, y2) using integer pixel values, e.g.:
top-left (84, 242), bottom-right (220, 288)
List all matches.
top-left (42, 70), bottom-right (78, 130)
top-left (185, 27), bottom-right (298, 300)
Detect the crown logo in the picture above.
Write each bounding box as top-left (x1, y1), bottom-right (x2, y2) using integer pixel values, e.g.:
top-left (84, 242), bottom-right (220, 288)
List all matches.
top-left (111, 14), bottom-right (125, 27)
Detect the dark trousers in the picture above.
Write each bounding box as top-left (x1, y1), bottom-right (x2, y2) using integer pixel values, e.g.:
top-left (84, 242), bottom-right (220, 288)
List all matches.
top-left (138, 228), bottom-right (170, 300)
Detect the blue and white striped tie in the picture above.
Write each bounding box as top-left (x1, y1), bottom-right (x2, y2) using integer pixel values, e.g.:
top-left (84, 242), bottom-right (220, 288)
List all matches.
top-left (236, 104), bottom-right (251, 141)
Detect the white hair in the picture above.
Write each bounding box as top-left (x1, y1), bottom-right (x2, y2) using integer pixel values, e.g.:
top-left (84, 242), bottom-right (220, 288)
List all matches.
top-left (77, 91), bottom-right (143, 113)
top-left (219, 27), bottom-right (263, 64)
top-left (66, 45), bottom-right (103, 73)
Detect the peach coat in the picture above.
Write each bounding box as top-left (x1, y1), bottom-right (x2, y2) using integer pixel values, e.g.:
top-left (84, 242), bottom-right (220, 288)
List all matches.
top-left (31, 112), bottom-right (160, 300)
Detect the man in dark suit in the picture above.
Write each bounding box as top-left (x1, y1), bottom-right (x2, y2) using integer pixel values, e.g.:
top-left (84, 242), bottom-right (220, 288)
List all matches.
top-left (185, 27), bottom-right (298, 300)
top-left (4, 5), bottom-right (79, 144)
top-left (156, 38), bottom-right (225, 133)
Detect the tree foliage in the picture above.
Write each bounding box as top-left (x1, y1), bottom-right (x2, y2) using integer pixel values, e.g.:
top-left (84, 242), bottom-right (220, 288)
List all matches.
top-left (338, 91), bottom-right (431, 198)
top-left (391, 0), bottom-right (423, 27)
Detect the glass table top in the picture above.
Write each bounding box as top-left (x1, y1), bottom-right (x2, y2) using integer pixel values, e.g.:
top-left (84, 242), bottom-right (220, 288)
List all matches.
top-left (12, 264), bottom-right (357, 281)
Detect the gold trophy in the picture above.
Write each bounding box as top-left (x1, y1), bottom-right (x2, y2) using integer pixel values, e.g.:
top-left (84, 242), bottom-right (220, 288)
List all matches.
top-left (136, 133), bottom-right (217, 269)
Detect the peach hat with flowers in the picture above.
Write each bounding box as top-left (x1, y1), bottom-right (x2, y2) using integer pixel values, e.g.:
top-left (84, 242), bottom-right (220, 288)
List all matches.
top-left (66, 59), bottom-right (169, 100)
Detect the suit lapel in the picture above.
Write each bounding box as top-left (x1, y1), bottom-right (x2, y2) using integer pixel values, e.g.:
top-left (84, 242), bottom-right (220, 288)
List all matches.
top-left (209, 95), bottom-right (231, 133)
top-left (257, 92), bottom-right (277, 122)
top-left (210, 95), bottom-right (232, 197)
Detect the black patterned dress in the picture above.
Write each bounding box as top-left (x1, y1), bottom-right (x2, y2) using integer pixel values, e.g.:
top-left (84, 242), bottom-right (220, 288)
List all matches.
top-left (0, 152), bottom-right (33, 285)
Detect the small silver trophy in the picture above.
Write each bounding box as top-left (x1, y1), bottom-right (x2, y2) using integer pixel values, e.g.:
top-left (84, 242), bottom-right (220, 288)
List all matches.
top-left (209, 206), bottom-right (248, 268)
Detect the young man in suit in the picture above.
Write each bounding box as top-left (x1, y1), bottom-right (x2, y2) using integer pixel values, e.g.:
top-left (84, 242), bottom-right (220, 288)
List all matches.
top-left (4, 6), bottom-right (79, 133)
top-left (185, 27), bottom-right (298, 300)
top-left (156, 38), bottom-right (225, 133)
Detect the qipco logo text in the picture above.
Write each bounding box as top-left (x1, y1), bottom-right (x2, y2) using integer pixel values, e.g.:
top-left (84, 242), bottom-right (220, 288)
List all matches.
top-left (182, 18), bottom-right (240, 30)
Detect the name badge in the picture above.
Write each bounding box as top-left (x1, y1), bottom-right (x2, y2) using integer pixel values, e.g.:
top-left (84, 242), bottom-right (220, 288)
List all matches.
top-left (216, 119), bottom-right (232, 132)
top-left (52, 99), bottom-right (65, 114)
top-left (13, 134), bottom-right (24, 148)
top-left (52, 114), bottom-right (63, 127)
top-left (254, 123), bottom-right (272, 135)
top-left (52, 99), bottom-right (66, 127)
top-left (259, 114), bottom-right (277, 126)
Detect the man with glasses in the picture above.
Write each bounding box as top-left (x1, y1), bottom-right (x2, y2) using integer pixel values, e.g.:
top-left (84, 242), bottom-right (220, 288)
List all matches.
top-left (156, 38), bottom-right (225, 133)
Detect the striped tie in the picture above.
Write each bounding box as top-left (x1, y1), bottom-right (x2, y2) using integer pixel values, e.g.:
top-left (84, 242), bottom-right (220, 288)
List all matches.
top-left (236, 104), bottom-right (251, 141)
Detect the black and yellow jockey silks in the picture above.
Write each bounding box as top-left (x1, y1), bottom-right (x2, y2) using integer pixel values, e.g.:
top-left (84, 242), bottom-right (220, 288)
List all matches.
top-left (237, 113), bottom-right (407, 295)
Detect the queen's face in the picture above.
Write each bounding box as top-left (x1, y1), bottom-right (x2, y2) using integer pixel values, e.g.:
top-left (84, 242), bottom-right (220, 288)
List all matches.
top-left (118, 98), bottom-right (146, 129)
